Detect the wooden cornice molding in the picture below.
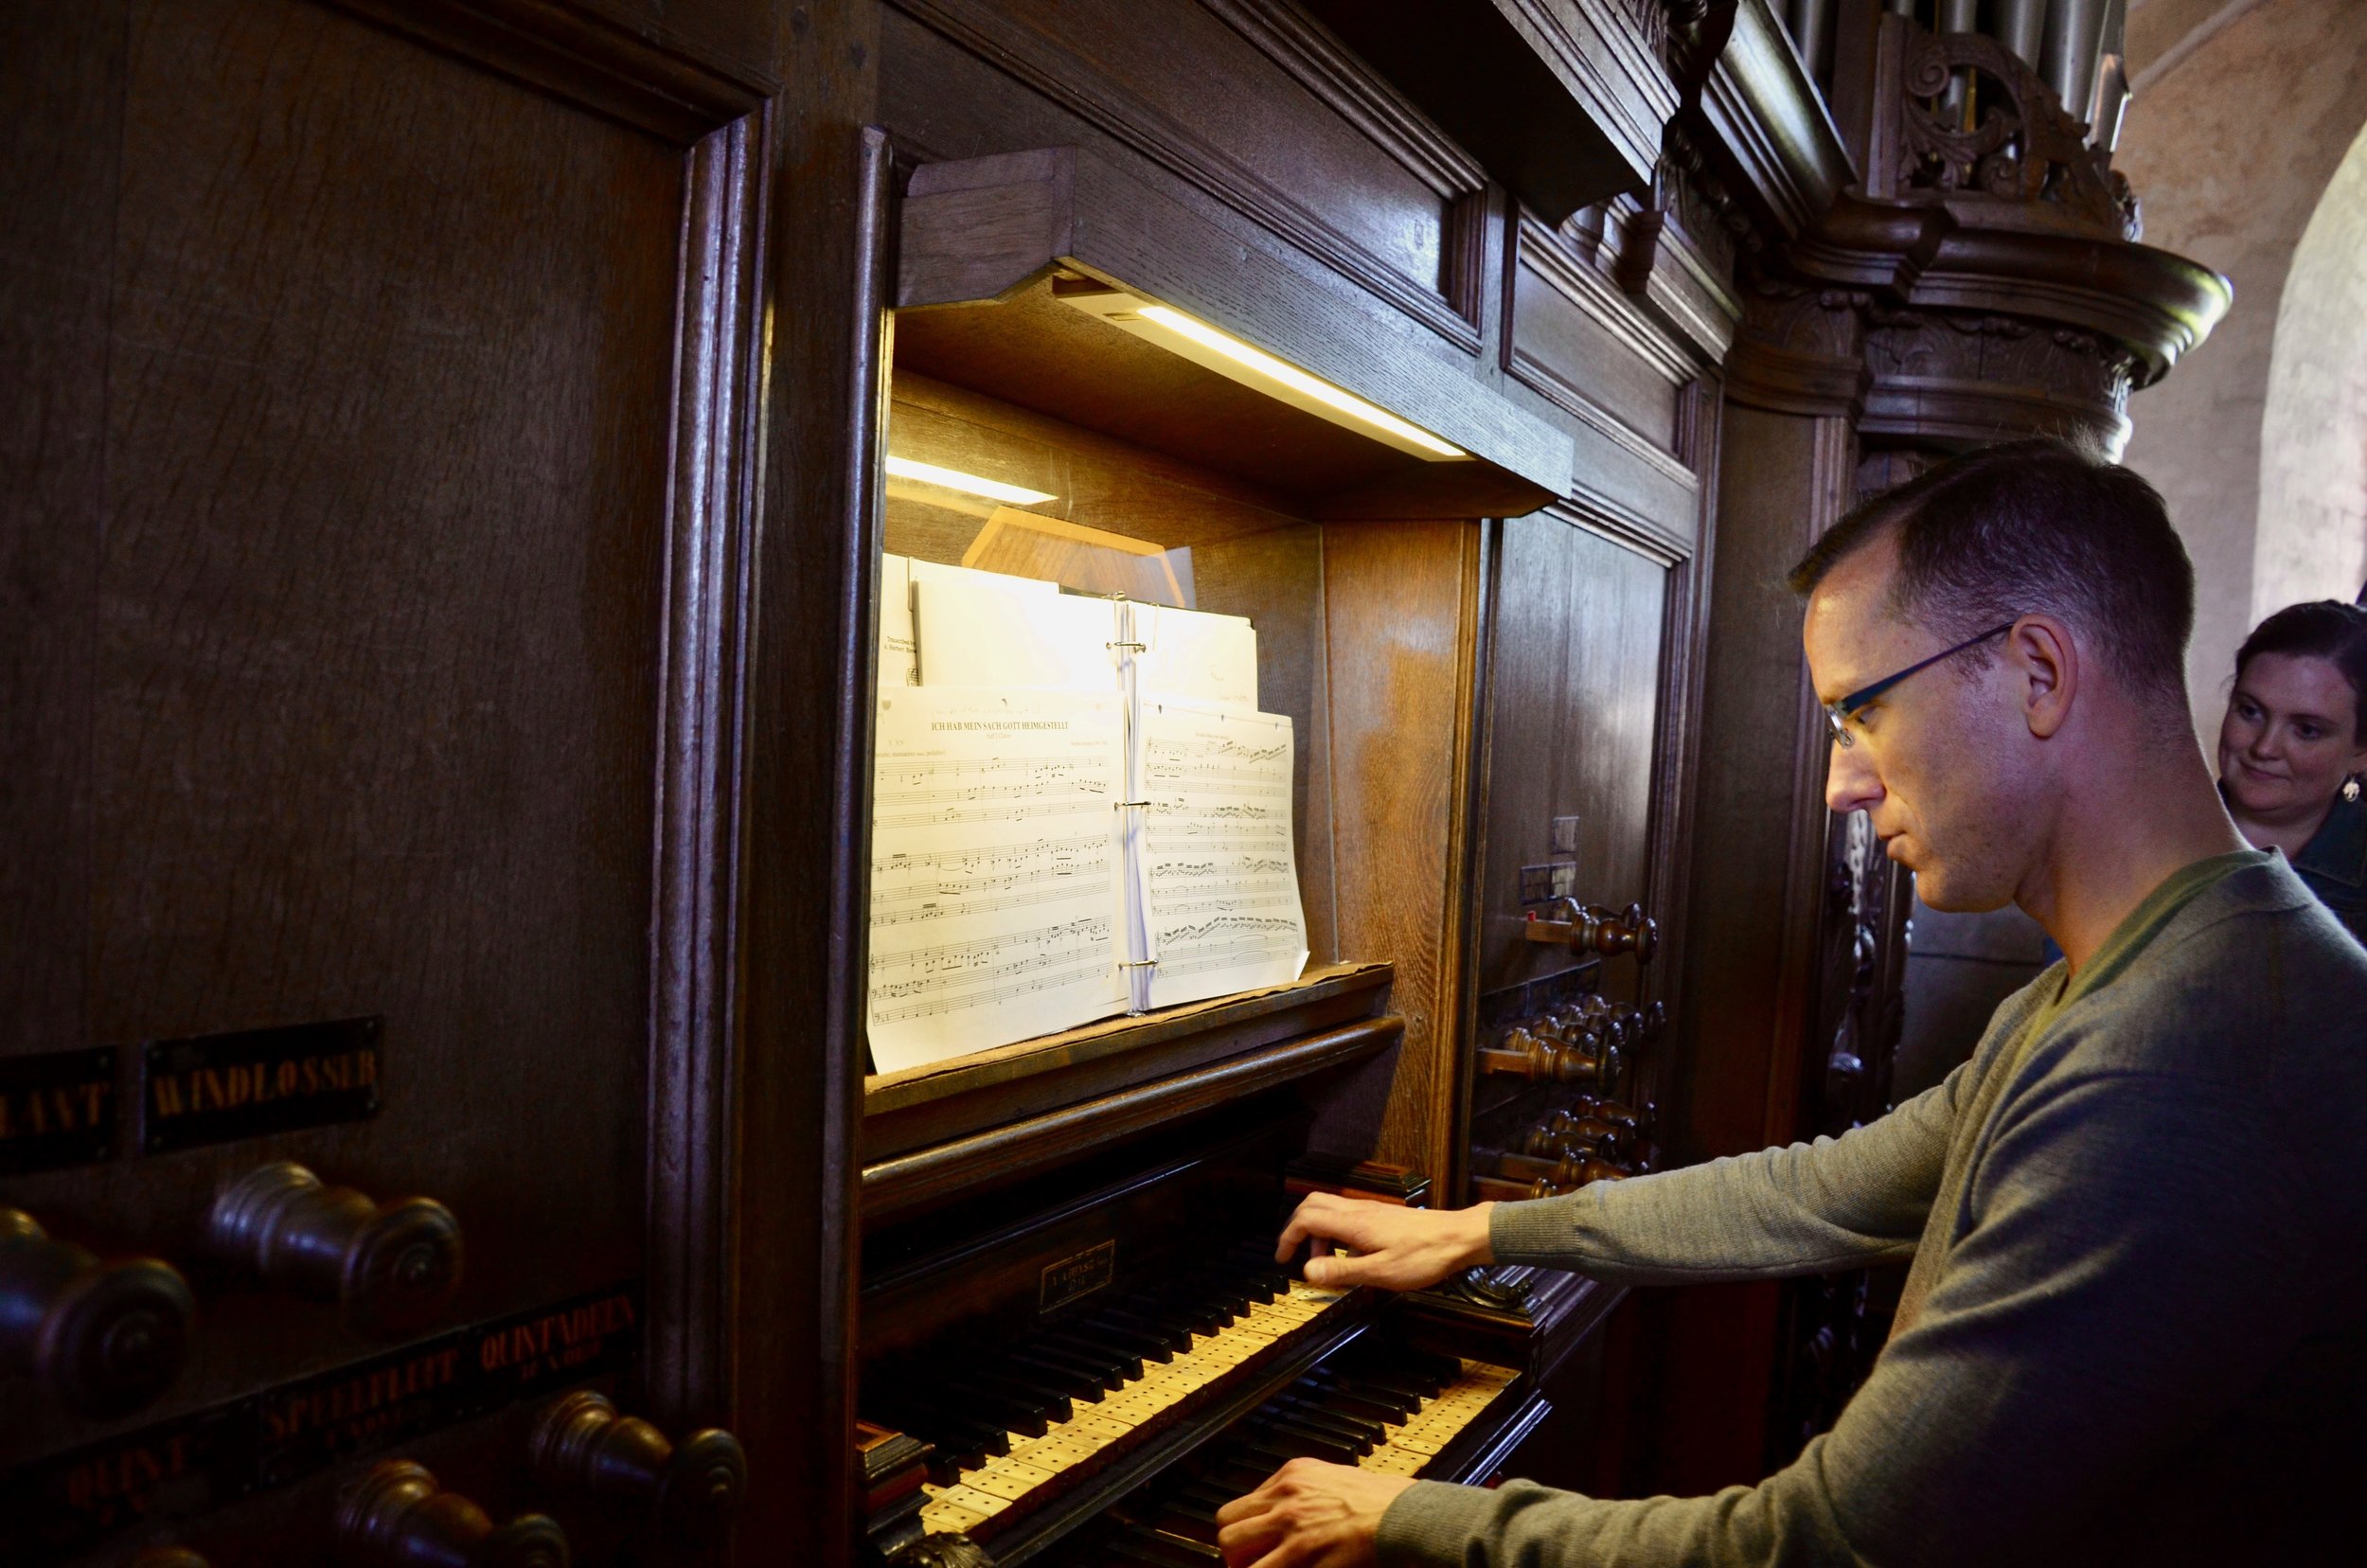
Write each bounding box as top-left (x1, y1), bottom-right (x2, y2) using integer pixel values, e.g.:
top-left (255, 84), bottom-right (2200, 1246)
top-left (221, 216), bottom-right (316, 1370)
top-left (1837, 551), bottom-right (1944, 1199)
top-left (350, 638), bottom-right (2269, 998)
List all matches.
top-left (1298, 0), bottom-right (1679, 223)
top-left (1779, 193), bottom-right (2229, 387)
top-left (1685, 0), bottom-right (1853, 244)
top-left (1721, 11), bottom-right (2231, 448)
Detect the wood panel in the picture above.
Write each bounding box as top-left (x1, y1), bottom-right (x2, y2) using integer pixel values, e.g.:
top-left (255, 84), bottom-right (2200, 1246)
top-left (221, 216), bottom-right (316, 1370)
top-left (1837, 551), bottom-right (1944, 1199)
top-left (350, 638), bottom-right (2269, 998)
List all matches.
top-left (1674, 401), bottom-right (1851, 1163)
top-left (1322, 522), bottom-right (1484, 1181)
top-left (1475, 516), bottom-right (1671, 997)
top-left (1298, 0), bottom-right (1673, 224)
top-left (4, 0), bottom-right (689, 1470)
top-left (893, 0), bottom-right (1484, 345)
top-left (1509, 233), bottom-right (1689, 458)
top-left (877, 21), bottom-right (1575, 496)
top-left (737, 32), bottom-right (885, 1568)
top-left (885, 371), bottom-right (1310, 545)
top-left (0, 0), bottom-right (116, 1076)
top-left (1636, 398), bottom-right (1855, 1497)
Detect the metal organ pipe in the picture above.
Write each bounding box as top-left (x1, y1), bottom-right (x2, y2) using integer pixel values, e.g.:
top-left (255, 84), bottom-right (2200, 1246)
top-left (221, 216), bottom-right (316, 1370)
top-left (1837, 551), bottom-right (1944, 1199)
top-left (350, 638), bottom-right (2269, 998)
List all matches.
top-left (1788, 0), bottom-right (1836, 80)
top-left (1935, 0), bottom-right (1979, 116)
top-left (2091, 0), bottom-right (2131, 151)
top-left (2040, 0), bottom-right (2110, 123)
top-left (1992, 0), bottom-right (2047, 70)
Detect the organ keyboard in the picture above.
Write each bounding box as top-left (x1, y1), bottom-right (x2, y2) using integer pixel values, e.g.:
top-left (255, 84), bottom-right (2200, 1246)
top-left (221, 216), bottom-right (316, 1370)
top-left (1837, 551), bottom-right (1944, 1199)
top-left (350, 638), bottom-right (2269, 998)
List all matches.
top-left (856, 1115), bottom-right (1545, 1566)
top-left (903, 1264), bottom-right (1355, 1538)
top-left (1038, 1345), bottom-right (1522, 1564)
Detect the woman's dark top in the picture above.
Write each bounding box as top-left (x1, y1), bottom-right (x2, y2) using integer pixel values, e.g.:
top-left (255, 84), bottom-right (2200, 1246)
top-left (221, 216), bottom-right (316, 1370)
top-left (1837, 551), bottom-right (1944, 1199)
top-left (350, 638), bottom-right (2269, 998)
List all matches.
top-left (2293, 791), bottom-right (2367, 945)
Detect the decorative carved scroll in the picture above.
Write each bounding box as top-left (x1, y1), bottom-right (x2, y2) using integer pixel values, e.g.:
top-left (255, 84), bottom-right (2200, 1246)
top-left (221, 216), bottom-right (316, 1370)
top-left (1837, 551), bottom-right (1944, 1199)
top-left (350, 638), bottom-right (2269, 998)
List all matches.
top-left (1897, 28), bottom-right (2141, 241)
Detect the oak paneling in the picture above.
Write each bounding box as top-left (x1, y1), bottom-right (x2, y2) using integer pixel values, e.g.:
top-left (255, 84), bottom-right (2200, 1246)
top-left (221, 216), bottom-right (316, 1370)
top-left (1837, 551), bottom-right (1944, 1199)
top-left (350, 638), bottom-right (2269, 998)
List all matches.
top-left (891, 0), bottom-right (1479, 341)
top-left (1323, 522), bottom-right (1483, 1180)
top-left (1475, 515), bottom-right (1669, 996)
top-left (4, 0), bottom-right (683, 1467)
top-left (877, 44), bottom-right (1574, 494)
top-left (0, 0), bottom-right (118, 1068)
top-left (1511, 257), bottom-right (1683, 457)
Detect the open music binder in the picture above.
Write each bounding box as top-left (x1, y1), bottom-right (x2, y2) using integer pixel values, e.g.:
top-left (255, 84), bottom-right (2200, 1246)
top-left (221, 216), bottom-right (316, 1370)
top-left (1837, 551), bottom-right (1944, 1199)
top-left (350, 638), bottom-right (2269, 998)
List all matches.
top-left (867, 557), bottom-right (1310, 1074)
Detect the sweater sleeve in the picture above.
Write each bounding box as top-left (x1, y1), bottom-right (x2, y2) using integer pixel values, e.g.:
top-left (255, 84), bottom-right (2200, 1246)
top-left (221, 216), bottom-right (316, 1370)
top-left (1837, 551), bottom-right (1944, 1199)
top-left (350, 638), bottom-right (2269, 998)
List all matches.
top-left (1378, 1060), bottom-right (2313, 1568)
top-left (1486, 1064), bottom-right (1962, 1285)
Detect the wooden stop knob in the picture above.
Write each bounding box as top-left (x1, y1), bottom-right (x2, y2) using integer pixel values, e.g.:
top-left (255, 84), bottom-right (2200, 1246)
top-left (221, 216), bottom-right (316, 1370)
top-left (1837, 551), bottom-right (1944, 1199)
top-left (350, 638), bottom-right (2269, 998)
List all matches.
top-left (528, 1390), bottom-right (747, 1547)
top-left (0, 1208), bottom-right (195, 1419)
top-left (337, 1460), bottom-right (568, 1568)
top-left (209, 1163), bottom-right (463, 1339)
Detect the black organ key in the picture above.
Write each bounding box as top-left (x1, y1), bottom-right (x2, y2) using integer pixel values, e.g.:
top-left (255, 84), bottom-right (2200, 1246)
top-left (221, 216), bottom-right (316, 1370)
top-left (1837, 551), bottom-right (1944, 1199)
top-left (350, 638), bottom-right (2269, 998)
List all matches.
top-left (1063, 1318), bottom-right (1170, 1364)
top-left (941, 1374), bottom-right (1061, 1432)
top-left (1336, 1366), bottom-right (1436, 1403)
top-left (1009, 1343), bottom-right (1122, 1394)
top-left (1125, 1294), bottom-right (1223, 1338)
top-left (1112, 1527), bottom-right (1221, 1566)
top-left (1267, 1394), bottom-right (1380, 1449)
top-left (1099, 1305), bottom-right (1196, 1352)
top-left (1242, 1418), bottom-right (1359, 1466)
top-left (1295, 1373), bottom-right (1412, 1422)
top-left (1038, 1332), bottom-right (1142, 1383)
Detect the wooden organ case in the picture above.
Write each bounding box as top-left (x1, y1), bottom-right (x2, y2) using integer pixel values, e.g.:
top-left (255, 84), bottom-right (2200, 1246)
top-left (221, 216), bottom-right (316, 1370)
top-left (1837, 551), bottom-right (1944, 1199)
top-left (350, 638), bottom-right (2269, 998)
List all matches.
top-left (3, 1), bottom-right (2232, 1564)
top-left (827, 5), bottom-right (1728, 1564)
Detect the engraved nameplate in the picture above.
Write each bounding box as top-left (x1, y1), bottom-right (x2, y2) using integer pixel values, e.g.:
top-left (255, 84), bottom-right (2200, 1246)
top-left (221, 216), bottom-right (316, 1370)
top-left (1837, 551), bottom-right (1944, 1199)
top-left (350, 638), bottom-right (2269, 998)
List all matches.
top-left (139, 1017), bottom-right (382, 1153)
top-left (0, 1047), bottom-right (116, 1174)
top-left (1040, 1238), bottom-right (1116, 1312)
top-left (8, 1280), bottom-right (643, 1561)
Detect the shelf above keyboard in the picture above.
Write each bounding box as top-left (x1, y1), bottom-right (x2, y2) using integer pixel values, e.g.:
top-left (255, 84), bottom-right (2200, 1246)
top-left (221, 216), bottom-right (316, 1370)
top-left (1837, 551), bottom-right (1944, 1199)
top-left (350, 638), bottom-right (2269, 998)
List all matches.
top-left (864, 960), bottom-right (1395, 1162)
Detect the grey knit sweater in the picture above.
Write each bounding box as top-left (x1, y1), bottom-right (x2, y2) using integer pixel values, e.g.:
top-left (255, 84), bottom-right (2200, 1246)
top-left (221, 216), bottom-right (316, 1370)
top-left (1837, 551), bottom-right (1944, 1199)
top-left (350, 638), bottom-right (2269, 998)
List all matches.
top-left (1379, 851), bottom-right (2367, 1567)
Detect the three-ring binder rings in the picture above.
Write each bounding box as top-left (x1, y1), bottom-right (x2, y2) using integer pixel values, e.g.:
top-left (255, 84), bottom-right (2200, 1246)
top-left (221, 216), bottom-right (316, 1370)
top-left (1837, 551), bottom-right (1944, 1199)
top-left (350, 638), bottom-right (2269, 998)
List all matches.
top-left (865, 558), bottom-right (1309, 1074)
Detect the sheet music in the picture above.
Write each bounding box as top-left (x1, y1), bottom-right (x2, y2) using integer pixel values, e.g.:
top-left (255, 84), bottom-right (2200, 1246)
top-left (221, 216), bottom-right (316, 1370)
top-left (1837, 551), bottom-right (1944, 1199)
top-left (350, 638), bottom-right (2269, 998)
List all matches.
top-left (914, 569), bottom-right (1115, 691)
top-left (1137, 603), bottom-right (1258, 707)
top-left (867, 688), bottom-right (1129, 1073)
top-left (880, 553), bottom-right (917, 688)
top-left (1139, 702), bottom-right (1308, 1009)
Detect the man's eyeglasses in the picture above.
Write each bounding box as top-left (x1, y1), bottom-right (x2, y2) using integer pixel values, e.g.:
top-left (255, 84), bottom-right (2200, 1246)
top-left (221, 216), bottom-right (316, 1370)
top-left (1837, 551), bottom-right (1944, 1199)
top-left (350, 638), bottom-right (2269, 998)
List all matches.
top-left (1823, 621), bottom-right (2018, 749)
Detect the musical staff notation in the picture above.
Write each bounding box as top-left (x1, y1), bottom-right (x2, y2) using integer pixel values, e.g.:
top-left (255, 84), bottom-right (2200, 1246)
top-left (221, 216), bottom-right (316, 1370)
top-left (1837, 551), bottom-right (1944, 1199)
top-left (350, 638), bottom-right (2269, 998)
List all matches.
top-left (1140, 705), bottom-right (1308, 1010)
top-left (866, 690), bottom-right (1130, 1073)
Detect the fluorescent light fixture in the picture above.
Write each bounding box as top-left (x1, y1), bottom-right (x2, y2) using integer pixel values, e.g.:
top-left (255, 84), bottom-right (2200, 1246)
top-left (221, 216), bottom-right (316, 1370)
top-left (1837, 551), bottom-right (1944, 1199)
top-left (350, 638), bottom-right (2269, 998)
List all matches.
top-left (884, 454), bottom-right (1057, 506)
top-left (1054, 286), bottom-right (1468, 462)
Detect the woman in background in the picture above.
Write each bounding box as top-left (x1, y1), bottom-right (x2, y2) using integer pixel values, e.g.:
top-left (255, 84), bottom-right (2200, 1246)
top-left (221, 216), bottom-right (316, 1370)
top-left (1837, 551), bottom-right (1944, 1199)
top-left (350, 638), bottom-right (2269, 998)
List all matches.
top-left (2218, 599), bottom-right (2367, 942)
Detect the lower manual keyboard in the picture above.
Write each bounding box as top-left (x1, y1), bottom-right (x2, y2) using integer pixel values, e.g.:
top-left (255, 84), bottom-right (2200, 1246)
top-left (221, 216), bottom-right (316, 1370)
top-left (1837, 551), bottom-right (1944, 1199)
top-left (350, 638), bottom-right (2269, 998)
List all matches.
top-left (885, 1273), bottom-right (1356, 1540)
top-left (1346, 1356), bottom-right (1521, 1475)
top-left (1040, 1342), bottom-right (1524, 1564)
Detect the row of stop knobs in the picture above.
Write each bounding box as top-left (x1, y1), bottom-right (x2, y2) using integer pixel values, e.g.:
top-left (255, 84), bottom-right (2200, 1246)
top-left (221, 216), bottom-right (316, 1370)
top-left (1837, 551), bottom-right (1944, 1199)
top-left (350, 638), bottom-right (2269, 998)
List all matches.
top-left (1474, 997), bottom-right (1664, 1091)
top-left (1, 1160), bottom-right (465, 1419)
top-left (117, 1388), bottom-right (744, 1567)
top-left (1470, 1097), bottom-right (1658, 1202)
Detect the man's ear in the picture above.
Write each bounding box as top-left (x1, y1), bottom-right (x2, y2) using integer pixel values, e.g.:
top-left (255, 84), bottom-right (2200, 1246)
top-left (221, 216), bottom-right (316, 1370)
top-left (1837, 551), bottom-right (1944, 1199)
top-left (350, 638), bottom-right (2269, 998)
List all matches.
top-left (2008, 615), bottom-right (2077, 739)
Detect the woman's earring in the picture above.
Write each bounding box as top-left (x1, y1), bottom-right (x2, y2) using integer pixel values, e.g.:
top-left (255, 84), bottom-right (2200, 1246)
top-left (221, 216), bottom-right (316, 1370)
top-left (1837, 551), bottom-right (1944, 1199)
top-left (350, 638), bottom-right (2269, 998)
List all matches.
top-left (2346, 775), bottom-right (2363, 804)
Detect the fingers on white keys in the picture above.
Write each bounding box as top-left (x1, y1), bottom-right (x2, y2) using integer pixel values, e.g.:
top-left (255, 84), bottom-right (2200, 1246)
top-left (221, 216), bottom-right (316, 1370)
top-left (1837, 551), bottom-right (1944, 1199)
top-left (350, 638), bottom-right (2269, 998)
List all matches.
top-left (1275, 1192), bottom-right (1349, 1262)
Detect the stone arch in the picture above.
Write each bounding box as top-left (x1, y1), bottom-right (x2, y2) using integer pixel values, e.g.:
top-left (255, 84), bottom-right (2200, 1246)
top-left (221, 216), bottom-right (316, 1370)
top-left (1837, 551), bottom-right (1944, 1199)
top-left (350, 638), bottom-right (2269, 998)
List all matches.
top-left (2254, 121), bottom-right (2367, 623)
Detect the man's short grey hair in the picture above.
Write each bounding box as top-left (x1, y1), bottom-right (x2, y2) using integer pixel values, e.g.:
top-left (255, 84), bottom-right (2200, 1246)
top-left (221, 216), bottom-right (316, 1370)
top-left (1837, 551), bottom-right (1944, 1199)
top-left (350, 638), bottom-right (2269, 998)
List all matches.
top-left (1789, 437), bottom-right (2196, 725)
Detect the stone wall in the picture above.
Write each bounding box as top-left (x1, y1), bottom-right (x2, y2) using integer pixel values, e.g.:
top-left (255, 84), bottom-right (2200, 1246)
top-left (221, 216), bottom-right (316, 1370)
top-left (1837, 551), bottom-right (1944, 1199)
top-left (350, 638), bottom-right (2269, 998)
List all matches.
top-left (2114, 0), bottom-right (2367, 732)
top-left (2255, 123), bottom-right (2367, 619)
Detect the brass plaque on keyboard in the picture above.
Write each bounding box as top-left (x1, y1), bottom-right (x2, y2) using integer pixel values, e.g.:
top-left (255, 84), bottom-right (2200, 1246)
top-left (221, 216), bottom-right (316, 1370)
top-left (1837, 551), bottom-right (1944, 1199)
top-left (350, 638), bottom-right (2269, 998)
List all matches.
top-left (1039, 1239), bottom-right (1115, 1312)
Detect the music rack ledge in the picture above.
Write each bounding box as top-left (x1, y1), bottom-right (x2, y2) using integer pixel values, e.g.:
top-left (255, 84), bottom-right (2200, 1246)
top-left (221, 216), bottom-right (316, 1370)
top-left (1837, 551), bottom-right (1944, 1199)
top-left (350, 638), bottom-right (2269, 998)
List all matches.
top-left (863, 1013), bottom-right (1404, 1222)
top-left (863, 961), bottom-right (1395, 1159)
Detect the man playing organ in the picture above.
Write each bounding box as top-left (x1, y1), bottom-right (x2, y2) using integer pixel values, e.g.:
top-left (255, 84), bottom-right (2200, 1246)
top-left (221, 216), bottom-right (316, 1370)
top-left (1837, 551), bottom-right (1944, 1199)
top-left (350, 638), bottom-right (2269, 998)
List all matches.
top-left (1222, 438), bottom-right (2367, 1568)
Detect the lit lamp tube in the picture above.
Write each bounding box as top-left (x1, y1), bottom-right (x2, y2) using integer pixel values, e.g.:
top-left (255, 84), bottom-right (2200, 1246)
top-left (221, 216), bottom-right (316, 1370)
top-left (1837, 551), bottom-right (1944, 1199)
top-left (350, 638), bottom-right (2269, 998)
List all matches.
top-left (1052, 285), bottom-right (1467, 462)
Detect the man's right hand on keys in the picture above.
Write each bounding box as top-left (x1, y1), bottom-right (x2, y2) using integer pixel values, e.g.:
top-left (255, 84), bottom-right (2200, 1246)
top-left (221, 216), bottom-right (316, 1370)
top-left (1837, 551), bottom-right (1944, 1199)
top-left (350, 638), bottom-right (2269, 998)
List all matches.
top-left (1274, 1193), bottom-right (1497, 1292)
